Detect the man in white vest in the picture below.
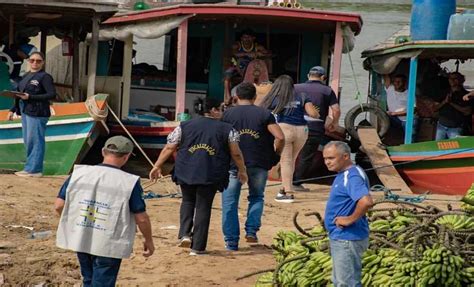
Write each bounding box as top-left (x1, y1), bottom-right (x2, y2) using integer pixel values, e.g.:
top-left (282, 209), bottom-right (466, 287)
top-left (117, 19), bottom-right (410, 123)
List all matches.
top-left (55, 136), bottom-right (154, 286)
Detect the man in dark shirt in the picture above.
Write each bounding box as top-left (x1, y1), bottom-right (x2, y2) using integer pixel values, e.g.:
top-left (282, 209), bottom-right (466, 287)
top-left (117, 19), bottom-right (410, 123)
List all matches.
top-left (435, 72), bottom-right (473, 140)
top-left (293, 66), bottom-right (341, 189)
top-left (221, 82), bottom-right (285, 250)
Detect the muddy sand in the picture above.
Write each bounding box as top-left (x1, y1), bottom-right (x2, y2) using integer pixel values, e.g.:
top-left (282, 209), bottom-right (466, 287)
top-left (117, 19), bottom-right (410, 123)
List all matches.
top-left (0, 174), bottom-right (460, 286)
top-left (0, 174), bottom-right (336, 286)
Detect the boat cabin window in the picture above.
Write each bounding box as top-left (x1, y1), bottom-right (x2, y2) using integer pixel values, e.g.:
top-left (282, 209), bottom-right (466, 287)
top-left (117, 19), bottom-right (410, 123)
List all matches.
top-left (131, 33), bottom-right (212, 86)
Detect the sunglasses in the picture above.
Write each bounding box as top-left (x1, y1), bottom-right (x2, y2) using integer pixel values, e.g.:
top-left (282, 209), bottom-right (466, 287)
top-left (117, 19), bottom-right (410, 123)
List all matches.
top-left (28, 59), bottom-right (43, 63)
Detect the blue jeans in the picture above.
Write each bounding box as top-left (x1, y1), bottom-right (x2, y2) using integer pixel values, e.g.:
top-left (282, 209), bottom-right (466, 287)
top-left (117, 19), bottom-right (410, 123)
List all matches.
top-left (435, 122), bottom-right (463, 140)
top-left (390, 116), bottom-right (418, 142)
top-left (21, 113), bottom-right (48, 173)
top-left (222, 167), bottom-right (268, 247)
top-left (77, 252), bottom-right (122, 287)
top-left (330, 238), bottom-right (369, 287)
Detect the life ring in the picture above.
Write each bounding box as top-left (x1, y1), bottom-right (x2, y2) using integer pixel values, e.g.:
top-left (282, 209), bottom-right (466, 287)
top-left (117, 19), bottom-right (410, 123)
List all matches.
top-left (344, 103), bottom-right (390, 140)
top-left (0, 51), bottom-right (14, 75)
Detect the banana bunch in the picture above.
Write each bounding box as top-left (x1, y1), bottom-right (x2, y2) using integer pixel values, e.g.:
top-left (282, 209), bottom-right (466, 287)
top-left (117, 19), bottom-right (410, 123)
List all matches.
top-left (363, 249), bottom-right (399, 286)
top-left (297, 251), bottom-right (332, 286)
top-left (369, 219), bottom-right (391, 230)
top-left (460, 267), bottom-right (474, 285)
top-left (390, 257), bottom-right (417, 286)
top-left (389, 215), bottom-right (416, 230)
top-left (416, 244), bottom-right (465, 286)
top-left (461, 183), bottom-right (474, 213)
top-left (361, 250), bottom-right (383, 286)
top-left (435, 214), bottom-right (474, 230)
top-left (272, 230), bottom-right (305, 262)
top-left (255, 272), bottom-right (273, 287)
top-left (309, 226), bottom-right (326, 236)
top-left (278, 259), bottom-right (306, 286)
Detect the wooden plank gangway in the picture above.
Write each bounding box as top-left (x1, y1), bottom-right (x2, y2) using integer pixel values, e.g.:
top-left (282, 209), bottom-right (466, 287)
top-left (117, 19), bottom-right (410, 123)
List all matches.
top-left (357, 127), bottom-right (463, 201)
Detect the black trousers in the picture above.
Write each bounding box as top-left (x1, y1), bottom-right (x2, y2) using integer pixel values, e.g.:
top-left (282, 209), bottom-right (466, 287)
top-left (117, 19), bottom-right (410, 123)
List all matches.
top-left (293, 135), bottom-right (323, 184)
top-left (179, 184), bottom-right (217, 251)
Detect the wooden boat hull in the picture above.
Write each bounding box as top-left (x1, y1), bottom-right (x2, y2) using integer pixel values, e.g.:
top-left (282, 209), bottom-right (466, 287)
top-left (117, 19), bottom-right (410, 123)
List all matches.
top-left (0, 95), bottom-right (107, 175)
top-left (109, 120), bottom-right (178, 157)
top-left (388, 136), bottom-right (474, 195)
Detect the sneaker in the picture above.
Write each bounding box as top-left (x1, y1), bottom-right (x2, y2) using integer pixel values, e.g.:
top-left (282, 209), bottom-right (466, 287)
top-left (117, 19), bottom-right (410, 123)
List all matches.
top-left (15, 171), bottom-right (42, 177)
top-left (245, 235), bottom-right (258, 243)
top-left (274, 191), bottom-right (294, 203)
top-left (178, 236), bottom-right (192, 248)
top-left (292, 185), bottom-right (310, 192)
top-left (189, 250), bottom-right (208, 256)
top-left (225, 242), bottom-right (238, 251)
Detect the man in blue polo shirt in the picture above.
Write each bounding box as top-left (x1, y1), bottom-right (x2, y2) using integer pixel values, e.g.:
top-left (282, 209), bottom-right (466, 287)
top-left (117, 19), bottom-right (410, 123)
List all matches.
top-left (323, 141), bottom-right (373, 287)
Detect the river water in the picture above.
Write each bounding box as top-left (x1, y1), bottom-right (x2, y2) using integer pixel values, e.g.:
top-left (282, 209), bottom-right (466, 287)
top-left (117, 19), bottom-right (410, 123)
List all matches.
top-left (308, 3), bottom-right (412, 118)
top-left (308, 3), bottom-right (474, 120)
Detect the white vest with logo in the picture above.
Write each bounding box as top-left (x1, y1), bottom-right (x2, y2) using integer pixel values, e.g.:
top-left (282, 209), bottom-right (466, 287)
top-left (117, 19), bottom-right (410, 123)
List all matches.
top-left (56, 165), bottom-right (140, 259)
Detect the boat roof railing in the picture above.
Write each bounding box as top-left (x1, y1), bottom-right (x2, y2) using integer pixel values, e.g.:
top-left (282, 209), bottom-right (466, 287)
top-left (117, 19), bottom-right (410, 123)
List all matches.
top-left (362, 24), bottom-right (474, 60)
top-left (103, 3), bottom-right (363, 35)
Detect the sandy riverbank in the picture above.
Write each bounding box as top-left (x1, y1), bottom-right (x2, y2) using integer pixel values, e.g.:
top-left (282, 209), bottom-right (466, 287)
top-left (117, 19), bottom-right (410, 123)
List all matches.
top-left (0, 174), bottom-right (334, 286)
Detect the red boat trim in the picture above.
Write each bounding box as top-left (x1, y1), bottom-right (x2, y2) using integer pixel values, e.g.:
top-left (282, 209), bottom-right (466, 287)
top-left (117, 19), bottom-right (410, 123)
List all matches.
top-left (390, 152), bottom-right (474, 162)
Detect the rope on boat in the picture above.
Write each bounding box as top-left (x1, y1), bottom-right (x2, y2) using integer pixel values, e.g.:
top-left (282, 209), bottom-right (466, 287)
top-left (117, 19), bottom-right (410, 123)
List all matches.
top-left (106, 102), bottom-right (155, 168)
top-left (85, 95), bottom-right (108, 121)
top-left (253, 146), bottom-right (474, 194)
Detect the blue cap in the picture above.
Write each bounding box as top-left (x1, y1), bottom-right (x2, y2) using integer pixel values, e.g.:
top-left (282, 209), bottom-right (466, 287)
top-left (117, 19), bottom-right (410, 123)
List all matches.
top-left (309, 66), bottom-right (326, 76)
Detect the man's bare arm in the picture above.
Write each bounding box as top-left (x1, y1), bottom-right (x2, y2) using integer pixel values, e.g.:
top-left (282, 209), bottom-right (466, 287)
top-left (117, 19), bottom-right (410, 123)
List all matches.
top-left (267, 123), bottom-right (285, 155)
top-left (135, 212), bottom-right (155, 257)
top-left (54, 198), bottom-right (65, 216)
top-left (334, 195), bottom-right (373, 227)
top-left (229, 142), bottom-right (248, 184)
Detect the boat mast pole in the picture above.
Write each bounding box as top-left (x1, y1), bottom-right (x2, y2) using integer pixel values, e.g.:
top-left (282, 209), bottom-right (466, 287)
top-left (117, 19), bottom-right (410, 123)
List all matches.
top-left (87, 14), bottom-right (100, 98)
top-left (404, 56), bottom-right (418, 144)
top-left (175, 19), bottom-right (189, 119)
top-left (121, 34), bottom-right (133, 120)
top-left (330, 22), bottom-right (343, 98)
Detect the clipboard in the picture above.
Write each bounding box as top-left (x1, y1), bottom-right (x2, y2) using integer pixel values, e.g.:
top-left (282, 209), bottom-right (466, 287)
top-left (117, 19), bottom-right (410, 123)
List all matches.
top-left (0, 91), bottom-right (25, 99)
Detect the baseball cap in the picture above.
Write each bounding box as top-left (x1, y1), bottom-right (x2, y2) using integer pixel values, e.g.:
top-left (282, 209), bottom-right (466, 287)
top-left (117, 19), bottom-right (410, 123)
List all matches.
top-left (309, 66), bottom-right (326, 76)
top-left (103, 136), bottom-right (134, 154)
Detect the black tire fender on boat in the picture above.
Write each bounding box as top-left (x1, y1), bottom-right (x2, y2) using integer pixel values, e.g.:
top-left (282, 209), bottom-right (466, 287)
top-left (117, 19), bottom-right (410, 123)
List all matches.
top-left (344, 103), bottom-right (390, 140)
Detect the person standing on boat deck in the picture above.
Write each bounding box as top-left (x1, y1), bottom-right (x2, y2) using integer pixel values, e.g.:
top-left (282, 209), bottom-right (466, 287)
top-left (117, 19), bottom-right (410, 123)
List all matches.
top-left (435, 72), bottom-right (473, 140)
top-left (6, 51), bottom-right (56, 177)
top-left (323, 141), bottom-right (373, 287)
top-left (293, 66), bottom-right (340, 190)
top-left (55, 136), bottom-right (155, 287)
top-left (150, 98), bottom-right (247, 255)
top-left (224, 29), bottom-right (270, 102)
top-left (260, 75), bottom-right (320, 201)
top-left (221, 82), bottom-right (285, 250)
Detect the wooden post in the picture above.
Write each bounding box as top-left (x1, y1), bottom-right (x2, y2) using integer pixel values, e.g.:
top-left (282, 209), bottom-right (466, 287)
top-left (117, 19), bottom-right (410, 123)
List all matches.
top-left (404, 56), bottom-right (418, 144)
top-left (72, 25), bottom-right (81, 102)
top-left (175, 19), bottom-right (189, 119)
top-left (87, 15), bottom-right (100, 98)
top-left (330, 22), bottom-right (343, 98)
top-left (8, 15), bottom-right (14, 47)
top-left (320, 33), bottom-right (330, 73)
top-left (121, 34), bottom-right (134, 120)
top-left (40, 28), bottom-right (47, 57)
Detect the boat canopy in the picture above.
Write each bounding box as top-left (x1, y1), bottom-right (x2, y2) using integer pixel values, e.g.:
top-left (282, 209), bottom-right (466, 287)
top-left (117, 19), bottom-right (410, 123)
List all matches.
top-left (0, 1), bottom-right (118, 39)
top-left (103, 4), bottom-right (362, 36)
top-left (362, 25), bottom-right (474, 74)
